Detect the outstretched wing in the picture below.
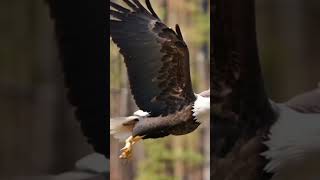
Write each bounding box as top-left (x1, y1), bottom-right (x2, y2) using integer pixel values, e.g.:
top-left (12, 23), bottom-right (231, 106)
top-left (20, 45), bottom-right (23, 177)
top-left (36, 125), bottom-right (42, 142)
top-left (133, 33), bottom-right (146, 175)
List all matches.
top-left (110, 0), bottom-right (195, 116)
top-left (47, 0), bottom-right (108, 157)
top-left (212, 0), bottom-right (276, 179)
top-left (212, 0), bottom-right (275, 157)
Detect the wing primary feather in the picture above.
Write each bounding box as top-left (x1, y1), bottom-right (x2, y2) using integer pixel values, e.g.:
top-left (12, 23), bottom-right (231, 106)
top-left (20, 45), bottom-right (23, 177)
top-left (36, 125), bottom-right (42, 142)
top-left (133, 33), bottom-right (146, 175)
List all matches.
top-left (132, 0), bottom-right (148, 12)
top-left (110, 1), bottom-right (130, 13)
top-left (110, 9), bottom-right (126, 20)
top-left (146, 0), bottom-right (160, 19)
top-left (175, 24), bottom-right (184, 41)
top-left (123, 0), bottom-right (139, 10)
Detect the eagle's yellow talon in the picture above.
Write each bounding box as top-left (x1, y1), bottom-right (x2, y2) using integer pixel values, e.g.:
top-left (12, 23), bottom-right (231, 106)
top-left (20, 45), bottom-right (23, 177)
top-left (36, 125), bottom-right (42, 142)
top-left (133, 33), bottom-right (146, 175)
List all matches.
top-left (119, 135), bottom-right (143, 159)
top-left (119, 149), bottom-right (132, 159)
top-left (120, 144), bottom-right (131, 152)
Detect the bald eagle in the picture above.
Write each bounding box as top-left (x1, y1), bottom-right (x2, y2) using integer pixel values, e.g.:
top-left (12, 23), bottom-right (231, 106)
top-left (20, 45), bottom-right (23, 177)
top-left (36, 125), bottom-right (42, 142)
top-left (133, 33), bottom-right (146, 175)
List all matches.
top-left (110, 0), bottom-right (210, 159)
top-left (212, 0), bottom-right (320, 179)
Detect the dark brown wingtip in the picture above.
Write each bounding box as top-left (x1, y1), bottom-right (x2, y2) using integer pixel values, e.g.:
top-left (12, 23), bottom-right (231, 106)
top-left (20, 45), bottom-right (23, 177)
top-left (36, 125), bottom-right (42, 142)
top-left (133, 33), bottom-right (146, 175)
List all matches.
top-left (146, 0), bottom-right (160, 19)
top-left (110, 1), bottom-right (130, 13)
top-left (123, 0), bottom-right (139, 10)
top-left (132, 0), bottom-right (146, 10)
top-left (175, 24), bottom-right (184, 41)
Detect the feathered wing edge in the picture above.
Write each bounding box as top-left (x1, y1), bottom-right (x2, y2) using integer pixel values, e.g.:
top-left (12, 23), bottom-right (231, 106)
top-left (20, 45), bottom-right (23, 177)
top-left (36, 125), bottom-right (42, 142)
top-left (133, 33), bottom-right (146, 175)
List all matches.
top-left (110, 0), bottom-right (159, 20)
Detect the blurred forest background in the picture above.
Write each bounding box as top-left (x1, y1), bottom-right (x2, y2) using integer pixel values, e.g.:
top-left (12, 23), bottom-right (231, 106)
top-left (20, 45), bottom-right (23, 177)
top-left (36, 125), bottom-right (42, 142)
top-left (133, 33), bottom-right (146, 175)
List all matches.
top-left (110, 0), bottom-right (210, 180)
top-left (0, 0), bottom-right (95, 178)
top-left (256, 0), bottom-right (320, 100)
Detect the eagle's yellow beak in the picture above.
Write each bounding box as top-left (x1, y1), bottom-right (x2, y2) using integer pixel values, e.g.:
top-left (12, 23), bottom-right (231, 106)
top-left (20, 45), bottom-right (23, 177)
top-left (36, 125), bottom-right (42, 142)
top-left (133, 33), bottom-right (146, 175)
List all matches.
top-left (119, 135), bottom-right (143, 159)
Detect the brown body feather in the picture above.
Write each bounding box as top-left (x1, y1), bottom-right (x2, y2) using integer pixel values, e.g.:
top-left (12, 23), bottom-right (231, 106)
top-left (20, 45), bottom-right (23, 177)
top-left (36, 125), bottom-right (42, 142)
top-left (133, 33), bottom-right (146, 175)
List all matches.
top-left (132, 105), bottom-right (199, 138)
top-left (212, 137), bottom-right (272, 180)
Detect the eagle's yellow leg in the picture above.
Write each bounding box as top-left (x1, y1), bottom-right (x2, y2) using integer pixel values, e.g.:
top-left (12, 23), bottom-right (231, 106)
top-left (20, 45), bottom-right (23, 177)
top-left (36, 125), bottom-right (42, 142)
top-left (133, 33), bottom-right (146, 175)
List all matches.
top-left (119, 135), bottom-right (143, 159)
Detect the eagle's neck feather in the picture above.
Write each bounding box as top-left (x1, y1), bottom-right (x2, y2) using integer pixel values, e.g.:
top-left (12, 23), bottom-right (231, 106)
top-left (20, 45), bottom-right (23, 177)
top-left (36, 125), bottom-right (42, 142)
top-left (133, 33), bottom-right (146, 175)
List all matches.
top-left (192, 94), bottom-right (210, 122)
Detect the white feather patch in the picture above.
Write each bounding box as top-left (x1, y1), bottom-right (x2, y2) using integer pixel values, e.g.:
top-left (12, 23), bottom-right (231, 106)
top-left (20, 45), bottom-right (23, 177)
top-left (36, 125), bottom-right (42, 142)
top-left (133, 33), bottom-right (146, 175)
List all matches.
top-left (192, 94), bottom-right (210, 123)
top-left (262, 102), bottom-right (320, 180)
top-left (110, 116), bottom-right (138, 142)
top-left (133, 110), bottom-right (150, 117)
top-left (110, 110), bottom-right (149, 142)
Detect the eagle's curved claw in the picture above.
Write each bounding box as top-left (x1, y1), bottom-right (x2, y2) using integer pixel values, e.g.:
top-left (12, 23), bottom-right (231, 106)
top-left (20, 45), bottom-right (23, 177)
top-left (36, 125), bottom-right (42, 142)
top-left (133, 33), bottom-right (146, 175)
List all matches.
top-left (119, 136), bottom-right (143, 159)
top-left (119, 148), bottom-right (132, 159)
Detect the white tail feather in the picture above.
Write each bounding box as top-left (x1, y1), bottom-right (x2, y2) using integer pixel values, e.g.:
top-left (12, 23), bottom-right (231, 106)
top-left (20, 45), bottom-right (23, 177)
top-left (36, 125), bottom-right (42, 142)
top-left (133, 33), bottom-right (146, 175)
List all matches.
top-left (110, 116), bottom-right (138, 142)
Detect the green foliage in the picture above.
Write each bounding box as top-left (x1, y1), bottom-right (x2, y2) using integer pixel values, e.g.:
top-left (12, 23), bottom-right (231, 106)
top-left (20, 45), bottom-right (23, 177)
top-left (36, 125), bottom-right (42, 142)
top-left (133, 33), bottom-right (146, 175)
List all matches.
top-left (136, 137), bottom-right (204, 180)
top-left (184, 1), bottom-right (210, 47)
top-left (190, 13), bottom-right (210, 46)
